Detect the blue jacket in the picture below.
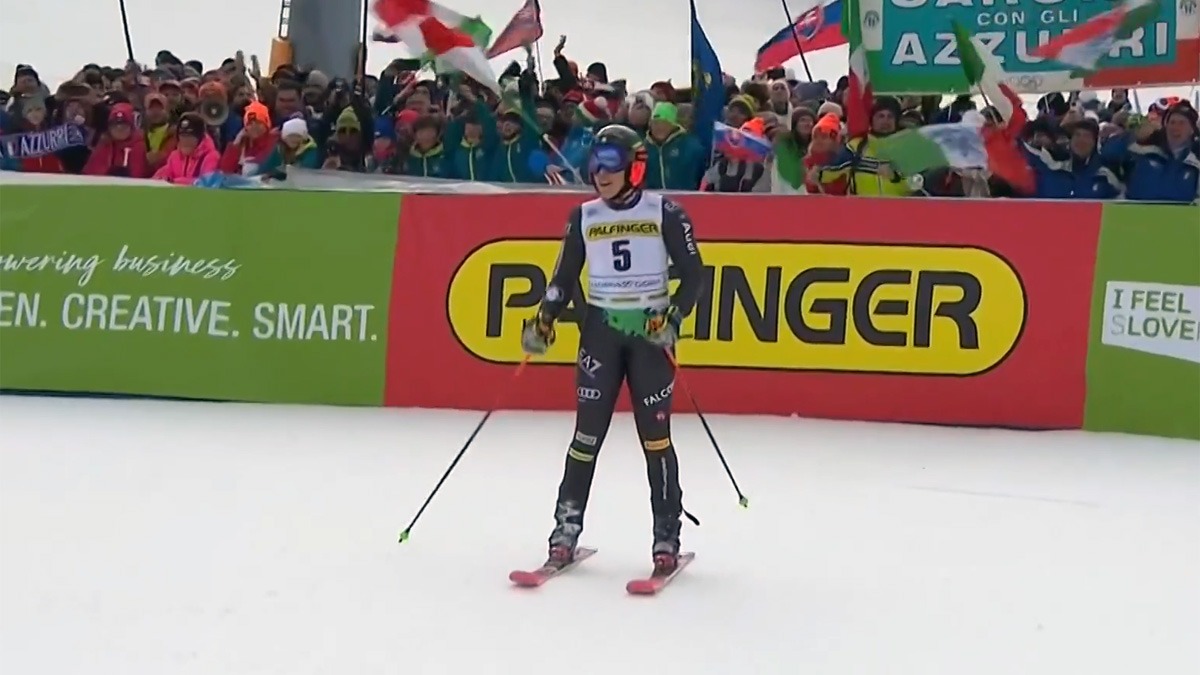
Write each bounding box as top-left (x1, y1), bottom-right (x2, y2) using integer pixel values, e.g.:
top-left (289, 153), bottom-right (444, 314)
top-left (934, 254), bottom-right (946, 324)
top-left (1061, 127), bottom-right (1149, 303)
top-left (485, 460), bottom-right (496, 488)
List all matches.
top-left (1101, 133), bottom-right (1200, 203)
top-left (1023, 145), bottom-right (1122, 200)
top-left (528, 127), bottom-right (593, 183)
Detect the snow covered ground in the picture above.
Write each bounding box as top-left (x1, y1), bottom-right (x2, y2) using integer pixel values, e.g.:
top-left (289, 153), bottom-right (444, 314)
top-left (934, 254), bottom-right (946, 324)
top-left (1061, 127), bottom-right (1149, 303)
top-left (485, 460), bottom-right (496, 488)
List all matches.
top-left (1, 395), bottom-right (1196, 674)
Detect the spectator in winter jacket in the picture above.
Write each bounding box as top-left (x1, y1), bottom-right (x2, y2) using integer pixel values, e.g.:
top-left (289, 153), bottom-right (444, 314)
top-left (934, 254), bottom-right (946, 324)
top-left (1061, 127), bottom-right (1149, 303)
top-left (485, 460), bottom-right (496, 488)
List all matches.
top-left (766, 79), bottom-right (793, 118)
top-left (482, 107), bottom-right (540, 183)
top-left (1101, 101), bottom-right (1200, 204)
top-left (218, 101), bottom-right (276, 176)
top-left (444, 110), bottom-right (493, 181)
top-left (643, 102), bottom-right (704, 190)
top-left (701, 117), bottom-right (769, 193)
top-left (725, 96), bottom-right (755, 128)
top-left (403, 115), bottom-right (452, 178)
top-left (820, 97), bottom-right (910, 197)
top-left (1025, 118), bottom-right (1121, 200)
top-left (8, 95), bottom-right (69, 174)
top-left (625, 90), bottom-right (655, 136)
top-left (771, 107), bottom-right (815, 193)
top-left (256, 117), bottom-right (321, 179)
top-left (322, 106), bottom-right (368, 172)
top-left (83, 103), bottom-right (148, 178)
top-left (152, 112), bottom-right (219, 185)
top-left (143, 93), bottom-right (177, 174)
top-left (805, 113), bottom-right (849, 195)
top-left (367, 131), bottom-right (404, 174)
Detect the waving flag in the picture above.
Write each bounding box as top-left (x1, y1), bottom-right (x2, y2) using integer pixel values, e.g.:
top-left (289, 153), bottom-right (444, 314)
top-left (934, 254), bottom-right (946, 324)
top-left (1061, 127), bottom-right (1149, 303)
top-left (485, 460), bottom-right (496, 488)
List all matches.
top-left (713, 122), bottom-right (772, 162)
top-left (373, 0), bottom-right (498, 91)
top-left (952, 21), bottom-right (1026, 128)
top-left (842, 0), bottom-right (872, 138)
top-left (755, 0), bottom-right (847, 73)
top-left (690, 0), bottom-right (725, 160)
top-left (1032, 0), bottom-right (1160, 72)
top-left (487, 0), bottom-right (544, 58)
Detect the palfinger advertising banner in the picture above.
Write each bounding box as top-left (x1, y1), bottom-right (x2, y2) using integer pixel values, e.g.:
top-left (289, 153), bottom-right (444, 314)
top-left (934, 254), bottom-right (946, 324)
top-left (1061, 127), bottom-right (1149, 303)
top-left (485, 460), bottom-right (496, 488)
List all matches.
top-left (0, 185), bottom-right (401, 405)
top-left (1085, 204), bottom-right (1200, 440)
top-left (855, 0), bottom-right (1200, 94)
top-left (387, 193), bottom-right (1101, 429)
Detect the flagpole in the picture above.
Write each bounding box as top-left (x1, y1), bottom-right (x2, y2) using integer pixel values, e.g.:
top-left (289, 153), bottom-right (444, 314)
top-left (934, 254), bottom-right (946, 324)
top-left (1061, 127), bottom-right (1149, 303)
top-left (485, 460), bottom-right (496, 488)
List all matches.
top-left (358, 0), bottom-right (370, 84)
top-left (118, 0), bottom-right (135, 62)
top-left (778, 0), bottom-right (814, 82)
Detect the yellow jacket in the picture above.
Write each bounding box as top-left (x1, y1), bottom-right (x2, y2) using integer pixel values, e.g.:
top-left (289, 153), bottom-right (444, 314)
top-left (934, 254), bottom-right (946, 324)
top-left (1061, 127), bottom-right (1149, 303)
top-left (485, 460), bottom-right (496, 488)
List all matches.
top-left (819, 135), bottom-right (910, 197)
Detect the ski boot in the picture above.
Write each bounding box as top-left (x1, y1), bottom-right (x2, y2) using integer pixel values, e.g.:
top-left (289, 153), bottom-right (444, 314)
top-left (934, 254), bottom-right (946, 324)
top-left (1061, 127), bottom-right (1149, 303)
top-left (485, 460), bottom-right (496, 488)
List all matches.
top-left (651, 512), bottom-right (683, 574)
top-left (545, 499), bottom-right (585, 568)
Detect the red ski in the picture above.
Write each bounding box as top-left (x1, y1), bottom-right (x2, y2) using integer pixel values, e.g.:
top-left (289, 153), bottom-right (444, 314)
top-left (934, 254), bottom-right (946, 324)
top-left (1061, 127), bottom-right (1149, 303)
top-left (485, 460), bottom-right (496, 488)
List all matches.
top-left (509, 547), bottom-right (597, 588)
top-left (626, 552), bottom-right (695, 595)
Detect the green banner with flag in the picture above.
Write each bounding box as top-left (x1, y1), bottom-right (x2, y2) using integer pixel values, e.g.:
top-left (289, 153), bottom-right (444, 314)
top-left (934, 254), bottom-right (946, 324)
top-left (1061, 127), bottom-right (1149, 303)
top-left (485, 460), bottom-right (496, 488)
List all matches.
top-left (1084, 204), bottom-right (1200, 440)
top-left (851, 0), bottom-right (1191, 94)
top-left (0, 185), bottom-right (401, 405)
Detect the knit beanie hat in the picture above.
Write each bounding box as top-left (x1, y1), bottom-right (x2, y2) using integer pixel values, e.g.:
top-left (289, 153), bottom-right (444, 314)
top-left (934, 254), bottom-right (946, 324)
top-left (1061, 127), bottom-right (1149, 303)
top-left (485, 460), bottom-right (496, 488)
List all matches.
top-left (651, 102), bottom-right (678, 125)
top-left (243, 100), bottom-right (271, 127)
top-left (813, 113), bottom-right (841, 137)
top-left (577, 96), bottom-right (612, 126)
top-left (335, 107), bottom-right (361, 131)
top-left (817, 100), bottom-right (843, 119)
top-left (791, 106), bottom-right (816, 127)
top-left (281, 117), bottom-right (309, 139)
top-left (1165, 100), bottom-right (1198, 131)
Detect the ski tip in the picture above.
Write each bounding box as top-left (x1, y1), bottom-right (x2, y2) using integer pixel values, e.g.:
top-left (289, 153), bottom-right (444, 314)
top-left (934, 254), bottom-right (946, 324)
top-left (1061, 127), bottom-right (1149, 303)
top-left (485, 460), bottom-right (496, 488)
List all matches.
top-left (509, 570), bottom-right (545, 588)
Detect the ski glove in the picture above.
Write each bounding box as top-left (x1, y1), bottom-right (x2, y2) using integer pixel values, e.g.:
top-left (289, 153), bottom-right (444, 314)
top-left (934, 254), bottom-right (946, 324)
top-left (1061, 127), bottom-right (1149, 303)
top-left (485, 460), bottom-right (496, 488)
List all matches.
top-left (521, 313), bottom-right (556, 356)
top-left (644, 305), bottom-right (682, 348)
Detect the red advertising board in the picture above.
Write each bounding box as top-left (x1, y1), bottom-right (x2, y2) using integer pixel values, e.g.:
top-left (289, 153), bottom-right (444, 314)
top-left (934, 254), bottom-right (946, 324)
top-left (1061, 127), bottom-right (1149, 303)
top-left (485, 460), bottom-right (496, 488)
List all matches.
top-left (386, 194), bottom-right (1102, 429)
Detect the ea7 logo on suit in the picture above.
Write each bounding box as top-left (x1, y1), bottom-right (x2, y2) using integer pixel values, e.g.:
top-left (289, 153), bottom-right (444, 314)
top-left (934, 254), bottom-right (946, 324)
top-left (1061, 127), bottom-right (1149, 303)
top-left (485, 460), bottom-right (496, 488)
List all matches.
top-left (578, 348), bottom-right (602, 378)
top-left (577, 387), bottom-right (602, 401)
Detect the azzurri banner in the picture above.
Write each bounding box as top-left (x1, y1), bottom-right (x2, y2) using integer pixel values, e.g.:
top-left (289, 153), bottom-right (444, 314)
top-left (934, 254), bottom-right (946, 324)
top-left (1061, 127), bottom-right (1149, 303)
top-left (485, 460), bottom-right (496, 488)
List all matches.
top-left (855, 0), bottom-right (1200, 94)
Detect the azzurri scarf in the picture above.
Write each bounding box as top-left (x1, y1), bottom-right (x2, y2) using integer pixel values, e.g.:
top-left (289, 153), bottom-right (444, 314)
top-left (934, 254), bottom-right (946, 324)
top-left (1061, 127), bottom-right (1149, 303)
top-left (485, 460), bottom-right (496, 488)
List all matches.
top-left (0, 123), bottom-right (87, 159)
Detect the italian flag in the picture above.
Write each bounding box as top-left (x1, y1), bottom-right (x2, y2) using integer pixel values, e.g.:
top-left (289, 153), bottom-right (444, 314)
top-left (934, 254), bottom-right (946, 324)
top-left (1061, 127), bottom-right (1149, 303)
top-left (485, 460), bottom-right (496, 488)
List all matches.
top-left (841, 0), bottom-right (872, 138)
top-left (373, 0), bottom-right (499, 92)
top-left (875, 23), bottom-right (1034, 193)
top-left (1033, 0), bottom-right (1160, 72)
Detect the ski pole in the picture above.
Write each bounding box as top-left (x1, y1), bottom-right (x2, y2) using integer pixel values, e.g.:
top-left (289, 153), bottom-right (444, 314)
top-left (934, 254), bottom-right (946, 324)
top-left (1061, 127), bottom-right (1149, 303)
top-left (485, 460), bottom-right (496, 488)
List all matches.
top-left (664, 349), bottom-right (749, 508)
top-left (398, 356), bottom-right (531, 543)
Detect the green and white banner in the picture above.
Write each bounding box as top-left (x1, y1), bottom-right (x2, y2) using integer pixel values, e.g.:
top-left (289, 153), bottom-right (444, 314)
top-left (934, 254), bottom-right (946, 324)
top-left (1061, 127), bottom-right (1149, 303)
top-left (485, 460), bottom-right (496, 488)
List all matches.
top-left (1084, 204), bottom-right (1200, 440)
top-left (854, 0), bottom-right (1200, 94)
top-left (0, 184), bottom-right (402, 405)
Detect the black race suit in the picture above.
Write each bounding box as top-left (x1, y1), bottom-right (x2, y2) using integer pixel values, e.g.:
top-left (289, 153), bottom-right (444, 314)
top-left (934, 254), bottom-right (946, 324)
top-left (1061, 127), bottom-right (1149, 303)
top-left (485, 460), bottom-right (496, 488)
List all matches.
top-left (537, 194), bottom-right (705, 556)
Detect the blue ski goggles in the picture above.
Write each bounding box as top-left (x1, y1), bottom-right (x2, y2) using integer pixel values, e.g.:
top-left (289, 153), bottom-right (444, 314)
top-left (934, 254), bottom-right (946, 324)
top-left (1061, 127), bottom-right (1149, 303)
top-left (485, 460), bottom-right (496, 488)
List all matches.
top-left (588, 142), bottom-right (633, 175)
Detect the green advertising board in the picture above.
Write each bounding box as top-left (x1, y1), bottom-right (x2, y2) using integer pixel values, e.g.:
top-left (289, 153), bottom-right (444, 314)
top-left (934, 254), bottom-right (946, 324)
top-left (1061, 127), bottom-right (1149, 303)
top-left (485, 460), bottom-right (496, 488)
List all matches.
top-left (0, 185), bottom-right (401, 405)
top-left (1085, 204), bottom-right (1200, 440)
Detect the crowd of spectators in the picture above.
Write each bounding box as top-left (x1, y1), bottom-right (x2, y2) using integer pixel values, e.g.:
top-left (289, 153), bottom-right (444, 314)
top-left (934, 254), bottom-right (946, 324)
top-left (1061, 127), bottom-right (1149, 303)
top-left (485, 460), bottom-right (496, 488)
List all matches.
top-left (1, 38), bottom-right (1197, 203)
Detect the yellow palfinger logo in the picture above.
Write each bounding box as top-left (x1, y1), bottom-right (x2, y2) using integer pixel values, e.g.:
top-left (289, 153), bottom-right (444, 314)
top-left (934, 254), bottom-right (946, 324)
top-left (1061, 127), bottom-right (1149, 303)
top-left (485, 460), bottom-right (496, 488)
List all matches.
top-left (447, 240), bottom-right (1027, 375)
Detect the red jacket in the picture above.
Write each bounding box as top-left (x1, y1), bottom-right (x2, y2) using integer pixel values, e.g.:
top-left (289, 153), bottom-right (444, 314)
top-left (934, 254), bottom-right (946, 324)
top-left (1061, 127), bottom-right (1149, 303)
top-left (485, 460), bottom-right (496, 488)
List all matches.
top-left (218, 129), bottom-right (278, 175)
top-left (84, 132), bottom-right (149, 178)
top-left (20, 153), bottom-right (65, 174)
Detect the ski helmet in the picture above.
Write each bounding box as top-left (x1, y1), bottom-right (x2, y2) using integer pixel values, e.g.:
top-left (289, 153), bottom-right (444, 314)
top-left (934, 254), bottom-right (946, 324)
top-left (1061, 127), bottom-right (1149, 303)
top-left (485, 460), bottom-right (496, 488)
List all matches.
top-left (588, 124), bottom-right (647, 197)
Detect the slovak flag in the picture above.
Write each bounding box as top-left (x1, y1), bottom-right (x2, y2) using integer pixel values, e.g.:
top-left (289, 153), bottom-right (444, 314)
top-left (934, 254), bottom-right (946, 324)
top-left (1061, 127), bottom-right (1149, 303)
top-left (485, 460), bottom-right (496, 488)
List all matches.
top-left (755, 0), bottom-right (848, 73)
top-left (713, 122), bottom-right (773, 162)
